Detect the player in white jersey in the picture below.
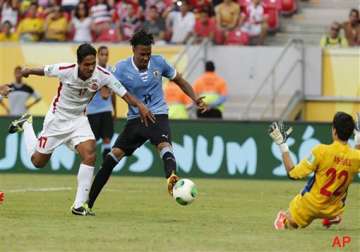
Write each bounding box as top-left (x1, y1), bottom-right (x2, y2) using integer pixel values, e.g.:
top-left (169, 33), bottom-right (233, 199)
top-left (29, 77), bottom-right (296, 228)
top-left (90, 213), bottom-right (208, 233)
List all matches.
top-left (8, 43), bottom-right (155, 216)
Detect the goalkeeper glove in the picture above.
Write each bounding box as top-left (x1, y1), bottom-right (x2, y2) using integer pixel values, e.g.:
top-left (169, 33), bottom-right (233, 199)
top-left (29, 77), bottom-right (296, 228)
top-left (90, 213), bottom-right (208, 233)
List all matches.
top-left (269, 121), bottom-right (293, 153)
top-left (355, 112), bottom-right (360, 146)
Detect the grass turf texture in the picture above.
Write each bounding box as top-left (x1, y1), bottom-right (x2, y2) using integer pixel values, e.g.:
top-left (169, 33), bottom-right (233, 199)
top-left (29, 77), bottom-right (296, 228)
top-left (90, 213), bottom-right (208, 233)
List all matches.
top-left (0, 174), bottom-right (359, 252)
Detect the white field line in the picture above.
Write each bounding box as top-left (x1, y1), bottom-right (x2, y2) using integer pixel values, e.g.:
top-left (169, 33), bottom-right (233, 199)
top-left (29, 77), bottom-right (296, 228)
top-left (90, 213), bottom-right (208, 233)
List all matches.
top-left (4, 187), bottom-right (141, 193)
top-left (5, 187), bottom-right (73, 193)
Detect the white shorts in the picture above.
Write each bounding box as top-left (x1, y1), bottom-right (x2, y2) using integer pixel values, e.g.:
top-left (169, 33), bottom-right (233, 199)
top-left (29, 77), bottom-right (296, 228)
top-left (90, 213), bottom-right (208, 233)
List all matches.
top-left (36, 112), bottom-right (95, 154)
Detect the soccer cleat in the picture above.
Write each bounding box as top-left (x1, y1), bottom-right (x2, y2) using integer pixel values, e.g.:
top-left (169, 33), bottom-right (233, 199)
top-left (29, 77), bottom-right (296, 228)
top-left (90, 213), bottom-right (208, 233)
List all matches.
top-left (322, 216), bottom-right (341, 229)
top-left (274, 210), bottom-right (287, 230)
top-left (167, 172), bottom-right (180, 196)
top-left (8, 113), bottom-right (32, 134)
top-left (71, 203), bottom-right (95, 216)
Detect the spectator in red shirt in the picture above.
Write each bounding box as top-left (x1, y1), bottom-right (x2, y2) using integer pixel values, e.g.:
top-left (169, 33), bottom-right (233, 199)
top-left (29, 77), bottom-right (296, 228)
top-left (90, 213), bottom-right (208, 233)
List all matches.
top-left (194, 7), bottom-right (215, 43)
top-left (94, 21), bottom-right (120, 42)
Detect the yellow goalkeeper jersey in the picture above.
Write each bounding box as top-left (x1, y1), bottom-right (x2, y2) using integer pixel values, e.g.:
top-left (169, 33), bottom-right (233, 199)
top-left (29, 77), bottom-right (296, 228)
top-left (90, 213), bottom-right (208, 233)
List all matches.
top-left (289, 141), bottom-right (360, 209)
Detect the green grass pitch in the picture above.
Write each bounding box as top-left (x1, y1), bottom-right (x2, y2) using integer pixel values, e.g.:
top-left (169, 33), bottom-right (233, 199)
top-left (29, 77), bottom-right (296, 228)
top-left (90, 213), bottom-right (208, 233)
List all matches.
top-left (0, 174), bottom-right (359, 252)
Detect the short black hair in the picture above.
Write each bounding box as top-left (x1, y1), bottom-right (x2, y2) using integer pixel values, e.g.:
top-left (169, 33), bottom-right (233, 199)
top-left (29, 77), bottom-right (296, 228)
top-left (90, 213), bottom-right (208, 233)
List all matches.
top-left (332, 112), bottom-right (355, 141)
top-left (97, 45), bottom-right (108, 53)
top-left (77, 43), bottom-right (96, 63)
top-left (130, 29), bottom-right (154, 47)
top-left (205, 61), bottom-right (215, 72)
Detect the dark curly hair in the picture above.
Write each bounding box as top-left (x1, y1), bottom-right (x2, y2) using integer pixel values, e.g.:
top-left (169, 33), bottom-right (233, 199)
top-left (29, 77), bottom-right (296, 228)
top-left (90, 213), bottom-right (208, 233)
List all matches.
top-left (130, 29), bottom-right (154, 47)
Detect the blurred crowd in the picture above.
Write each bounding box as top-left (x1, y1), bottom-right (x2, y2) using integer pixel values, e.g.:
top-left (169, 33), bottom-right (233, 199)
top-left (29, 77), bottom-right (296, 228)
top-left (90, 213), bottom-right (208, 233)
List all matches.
top-left (0, 0), bottom-right (358, 45)
top-left (320, 8), bottom-right (360, 48)
top-left (0, 0), bottom-right (297, 45)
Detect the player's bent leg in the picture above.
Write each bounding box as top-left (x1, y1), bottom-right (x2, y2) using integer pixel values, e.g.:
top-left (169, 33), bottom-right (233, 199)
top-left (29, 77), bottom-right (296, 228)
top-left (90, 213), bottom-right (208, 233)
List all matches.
top-left (287, 194), bottom-right (314, 229)
top-left (31, 151), bottom-right (52, 168)
top-left (157, 142), bottom-right (179, 195)
top-left (87, 147), bottom-right (126, 209)
top-left (71, 140), bottom-right (96, 215)
top-left (77, 140), bottom-right (97, 166)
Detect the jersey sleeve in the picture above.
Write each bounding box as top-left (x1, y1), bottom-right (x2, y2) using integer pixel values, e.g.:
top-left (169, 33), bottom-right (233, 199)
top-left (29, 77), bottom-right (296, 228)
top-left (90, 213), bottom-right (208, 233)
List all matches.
top-left (159, 56), bottom-right (177, 80)
top-left (289, 145), bottom-right (322, 179)
top-left (104, 74), bottom-right (127, 97)
top-left (44, 63), bottom-right (73, 78)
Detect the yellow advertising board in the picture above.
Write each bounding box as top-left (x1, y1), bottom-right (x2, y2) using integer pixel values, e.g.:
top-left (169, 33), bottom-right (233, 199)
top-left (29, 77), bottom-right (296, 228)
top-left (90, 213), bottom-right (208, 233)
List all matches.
top-left (305, 48), bottom-right (360, 121)
top-left (0, 43), bottom-right (184, 117)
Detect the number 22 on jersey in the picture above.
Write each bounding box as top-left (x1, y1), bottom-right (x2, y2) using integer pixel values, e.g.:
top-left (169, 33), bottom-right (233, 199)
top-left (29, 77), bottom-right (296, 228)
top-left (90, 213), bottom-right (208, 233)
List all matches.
top-left (320, 168), bottom-right (349, 197)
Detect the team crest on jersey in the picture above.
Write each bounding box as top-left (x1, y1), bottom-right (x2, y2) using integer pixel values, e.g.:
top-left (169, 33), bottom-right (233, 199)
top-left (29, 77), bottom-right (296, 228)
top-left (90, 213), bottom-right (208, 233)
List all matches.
top-left (153, 70), bottom-right (160, 78)
top-left (89, 79), bottom-right (99, 91)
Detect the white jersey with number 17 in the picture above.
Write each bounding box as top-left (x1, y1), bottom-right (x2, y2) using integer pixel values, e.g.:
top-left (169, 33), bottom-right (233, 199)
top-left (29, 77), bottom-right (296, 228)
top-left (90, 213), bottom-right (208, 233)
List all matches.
top-left (44, 63), bottom-right (127, 120)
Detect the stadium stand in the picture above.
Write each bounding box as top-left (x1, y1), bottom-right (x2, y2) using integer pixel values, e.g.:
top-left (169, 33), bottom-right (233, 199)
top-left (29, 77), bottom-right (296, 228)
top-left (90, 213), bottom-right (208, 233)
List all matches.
top-left (267, 0), bottom-right (357, 45)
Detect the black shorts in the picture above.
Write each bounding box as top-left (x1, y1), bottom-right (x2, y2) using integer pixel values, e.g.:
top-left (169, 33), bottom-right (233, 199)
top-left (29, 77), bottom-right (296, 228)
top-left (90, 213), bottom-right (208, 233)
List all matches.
top-left (113, 114), bottom-right (171, 156)
top-left (197, 108), bottom-right (222, 118)
top-left (87, 111), bottom-right (114, 141)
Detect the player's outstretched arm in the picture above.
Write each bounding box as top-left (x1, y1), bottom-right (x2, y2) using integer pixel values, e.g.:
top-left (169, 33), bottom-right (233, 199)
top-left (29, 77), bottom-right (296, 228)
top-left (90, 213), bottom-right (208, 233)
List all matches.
top-left (21, 68), bottom-right (45, 78)
top-left (268, 121), bottom-right (295, 174)
top-left (172, 73), bottom-right (207, 113)
top-left (355, 112), bottom-right (360, 150)
top-left (122, 93), bottom-right (156, 127)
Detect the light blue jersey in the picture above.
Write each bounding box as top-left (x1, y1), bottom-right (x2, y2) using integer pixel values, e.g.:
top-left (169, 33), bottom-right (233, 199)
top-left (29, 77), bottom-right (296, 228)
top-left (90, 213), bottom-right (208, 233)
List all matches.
top-left (87, 66), bottom-right (114, 115)
top-left (112, 55), bottom-right (177, 119)
top-left (87, 91), bottom-right (113, 115)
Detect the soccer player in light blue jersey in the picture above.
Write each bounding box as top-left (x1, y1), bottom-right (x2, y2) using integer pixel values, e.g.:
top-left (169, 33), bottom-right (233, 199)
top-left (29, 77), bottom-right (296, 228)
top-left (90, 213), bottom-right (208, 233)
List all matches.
top-left (87, 30), bottom-right (207, 212)
top-left (87, 46), bottom-right (116, 161)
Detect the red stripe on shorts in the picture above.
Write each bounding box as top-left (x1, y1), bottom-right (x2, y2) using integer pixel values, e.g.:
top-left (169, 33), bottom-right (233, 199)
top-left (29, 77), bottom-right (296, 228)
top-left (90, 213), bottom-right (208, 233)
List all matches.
top-left (52, 82), bottom-right (63, 113)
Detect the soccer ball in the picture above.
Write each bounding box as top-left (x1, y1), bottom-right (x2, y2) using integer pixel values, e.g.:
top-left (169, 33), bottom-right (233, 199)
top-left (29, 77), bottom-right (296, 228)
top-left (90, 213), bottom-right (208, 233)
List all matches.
top-left (173, 179), bottom-right (198, 206)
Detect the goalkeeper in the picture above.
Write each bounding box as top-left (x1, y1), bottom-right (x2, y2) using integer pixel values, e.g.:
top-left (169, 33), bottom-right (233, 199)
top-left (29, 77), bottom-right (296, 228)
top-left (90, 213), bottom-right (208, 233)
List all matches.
top-left (269, 112), bottom-right (360, 230)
